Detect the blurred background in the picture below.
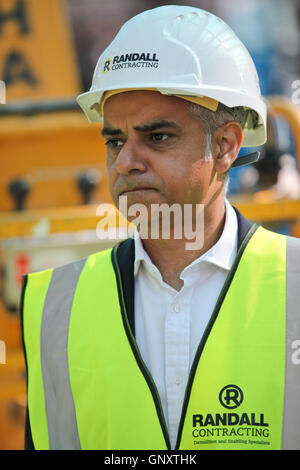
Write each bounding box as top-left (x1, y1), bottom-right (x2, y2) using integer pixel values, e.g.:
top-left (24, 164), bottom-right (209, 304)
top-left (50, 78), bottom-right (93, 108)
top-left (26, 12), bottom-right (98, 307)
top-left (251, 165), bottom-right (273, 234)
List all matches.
top-left (1, 0), bottom-right (300, 449)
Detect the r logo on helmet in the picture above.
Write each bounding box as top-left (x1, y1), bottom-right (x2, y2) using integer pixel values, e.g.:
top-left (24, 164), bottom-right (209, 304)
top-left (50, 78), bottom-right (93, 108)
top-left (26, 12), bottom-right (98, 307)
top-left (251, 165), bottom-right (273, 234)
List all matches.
top-left (102, 58), bottom-right (112, 74)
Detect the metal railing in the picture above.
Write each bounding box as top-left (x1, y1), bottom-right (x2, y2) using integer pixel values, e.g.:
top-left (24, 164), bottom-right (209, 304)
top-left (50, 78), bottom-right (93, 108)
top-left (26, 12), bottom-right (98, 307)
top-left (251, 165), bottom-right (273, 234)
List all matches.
top-left (0, 98), bottom-right (80, 116)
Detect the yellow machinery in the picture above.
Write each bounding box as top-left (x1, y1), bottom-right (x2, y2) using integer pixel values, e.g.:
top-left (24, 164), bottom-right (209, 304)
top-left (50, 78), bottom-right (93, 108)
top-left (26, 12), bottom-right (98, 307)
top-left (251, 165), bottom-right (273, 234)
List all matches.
top-left (0, 0), bottom-right (300, 450)
top-left (231, 96), bottom-right (300, 238)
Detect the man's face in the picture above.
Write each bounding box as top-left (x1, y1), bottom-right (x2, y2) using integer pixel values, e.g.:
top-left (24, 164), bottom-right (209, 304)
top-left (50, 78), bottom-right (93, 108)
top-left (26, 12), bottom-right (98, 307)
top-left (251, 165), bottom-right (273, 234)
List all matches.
top-left (102, 90), bottom-right (218, 215)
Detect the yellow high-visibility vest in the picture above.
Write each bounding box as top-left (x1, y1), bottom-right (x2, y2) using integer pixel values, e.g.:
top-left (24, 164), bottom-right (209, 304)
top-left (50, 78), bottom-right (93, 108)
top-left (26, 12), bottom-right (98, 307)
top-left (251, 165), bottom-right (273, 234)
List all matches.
top-left (20, 224), bottom-right (300, 450)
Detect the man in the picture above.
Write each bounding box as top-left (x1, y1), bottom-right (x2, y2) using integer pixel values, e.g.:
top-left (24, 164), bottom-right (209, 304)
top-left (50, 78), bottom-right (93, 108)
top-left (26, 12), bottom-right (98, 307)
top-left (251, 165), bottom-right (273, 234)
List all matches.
top-left (21, 6), bottom-right (300, 450)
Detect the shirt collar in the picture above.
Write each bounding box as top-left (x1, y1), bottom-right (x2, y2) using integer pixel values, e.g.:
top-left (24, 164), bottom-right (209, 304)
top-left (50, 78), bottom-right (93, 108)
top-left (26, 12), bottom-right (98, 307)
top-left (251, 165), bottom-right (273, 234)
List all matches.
top-left (133, 199), bottom-right (238, 277)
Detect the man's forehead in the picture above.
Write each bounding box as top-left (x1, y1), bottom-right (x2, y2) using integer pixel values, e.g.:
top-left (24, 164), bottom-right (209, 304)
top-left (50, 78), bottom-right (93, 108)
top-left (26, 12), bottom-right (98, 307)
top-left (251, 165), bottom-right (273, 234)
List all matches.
top-left (104, 89), bottom-right (176, 105)
top-left (103, 90), bottom-right (190, 116)
top-left (102, 90), bottom-right (190, 132)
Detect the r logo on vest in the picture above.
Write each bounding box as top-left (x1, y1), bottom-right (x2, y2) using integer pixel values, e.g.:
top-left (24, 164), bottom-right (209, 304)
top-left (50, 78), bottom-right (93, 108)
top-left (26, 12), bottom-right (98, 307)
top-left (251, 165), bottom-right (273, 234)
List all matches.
top-left (219, 384), bottom-right (244, 409)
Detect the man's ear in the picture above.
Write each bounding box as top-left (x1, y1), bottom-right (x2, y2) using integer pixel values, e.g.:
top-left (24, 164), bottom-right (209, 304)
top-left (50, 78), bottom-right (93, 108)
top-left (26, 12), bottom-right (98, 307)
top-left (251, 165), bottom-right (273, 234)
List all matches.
top-left (214, 121), bottom-right (243, 174)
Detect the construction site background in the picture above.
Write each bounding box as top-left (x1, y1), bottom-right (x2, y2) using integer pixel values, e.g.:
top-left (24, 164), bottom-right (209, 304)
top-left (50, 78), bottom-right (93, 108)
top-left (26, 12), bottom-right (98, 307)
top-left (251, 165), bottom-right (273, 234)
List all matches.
top-left (1, 0), bottom-right (300, 450)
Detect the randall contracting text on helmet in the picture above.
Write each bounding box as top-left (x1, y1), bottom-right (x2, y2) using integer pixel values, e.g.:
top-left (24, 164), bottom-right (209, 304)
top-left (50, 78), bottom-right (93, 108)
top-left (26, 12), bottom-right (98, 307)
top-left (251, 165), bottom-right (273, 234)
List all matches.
top-left (103, 52), bottom-right (159, 73)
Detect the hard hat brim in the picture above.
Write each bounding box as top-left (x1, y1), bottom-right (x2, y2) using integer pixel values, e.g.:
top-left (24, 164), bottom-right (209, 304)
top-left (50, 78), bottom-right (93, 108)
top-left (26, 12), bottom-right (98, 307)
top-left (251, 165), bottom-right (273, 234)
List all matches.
top-left (77, 86), bottom-right (267, 147)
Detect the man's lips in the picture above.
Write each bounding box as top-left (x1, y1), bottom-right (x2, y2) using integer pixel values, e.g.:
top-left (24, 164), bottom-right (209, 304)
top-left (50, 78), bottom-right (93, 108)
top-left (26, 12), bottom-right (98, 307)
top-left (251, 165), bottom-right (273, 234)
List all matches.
top-left (119, 187), bottom-right (158, 195)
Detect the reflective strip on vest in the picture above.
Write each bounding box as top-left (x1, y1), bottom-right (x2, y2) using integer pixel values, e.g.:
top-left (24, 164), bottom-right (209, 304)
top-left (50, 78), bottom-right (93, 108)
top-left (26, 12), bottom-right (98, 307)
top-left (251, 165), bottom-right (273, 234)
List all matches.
top-left (22, 228), bottom-right (300, 450)
top-left (282, 236), bottom-right (300, 449)
top-left (40, 258), bottom-right (87, 450)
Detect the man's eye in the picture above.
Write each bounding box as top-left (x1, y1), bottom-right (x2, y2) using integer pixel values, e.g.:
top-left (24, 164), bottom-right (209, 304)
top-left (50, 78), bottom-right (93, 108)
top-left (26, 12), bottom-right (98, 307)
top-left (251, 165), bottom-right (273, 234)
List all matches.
top-left (105, 139), bottom-right (123, 148)
top-left (151, 133), bottom-right (170, 143)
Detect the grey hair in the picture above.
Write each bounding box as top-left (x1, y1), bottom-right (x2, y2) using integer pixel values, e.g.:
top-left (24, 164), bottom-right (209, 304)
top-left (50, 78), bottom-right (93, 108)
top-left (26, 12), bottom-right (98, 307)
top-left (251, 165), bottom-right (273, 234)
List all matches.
top-left (188, 102), bottom-right (243, 159)
top-left (188, 102), bottom-right (248, 195)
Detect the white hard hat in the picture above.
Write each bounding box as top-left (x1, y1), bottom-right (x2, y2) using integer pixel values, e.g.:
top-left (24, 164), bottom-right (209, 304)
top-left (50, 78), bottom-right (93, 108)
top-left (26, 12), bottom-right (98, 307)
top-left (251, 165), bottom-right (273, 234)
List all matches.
top-left (77, 5), bottom-right (267, 149)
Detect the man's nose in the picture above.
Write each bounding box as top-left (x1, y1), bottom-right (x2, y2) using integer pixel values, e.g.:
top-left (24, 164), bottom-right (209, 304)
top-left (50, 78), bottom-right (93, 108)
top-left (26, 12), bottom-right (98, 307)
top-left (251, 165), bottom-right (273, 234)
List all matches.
top-left (114, 141), bottom-right (147, 175)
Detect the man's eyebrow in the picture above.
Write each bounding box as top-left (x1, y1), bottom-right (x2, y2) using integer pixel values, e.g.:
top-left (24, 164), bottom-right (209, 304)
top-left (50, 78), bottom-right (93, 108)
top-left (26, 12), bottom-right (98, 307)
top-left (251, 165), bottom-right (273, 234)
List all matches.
top-left (101, 120), bottom-right (178, 137)
top-left (101, 126), bottom-right (123, 137)
top-left (134, 120), bottom-right (178, 132)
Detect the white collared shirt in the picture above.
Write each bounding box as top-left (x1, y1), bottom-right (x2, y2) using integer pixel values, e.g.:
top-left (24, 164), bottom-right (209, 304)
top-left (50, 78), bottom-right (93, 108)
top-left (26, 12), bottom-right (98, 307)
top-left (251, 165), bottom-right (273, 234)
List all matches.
top-left (133, 199), bottom-right (238, 449)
